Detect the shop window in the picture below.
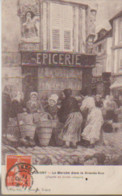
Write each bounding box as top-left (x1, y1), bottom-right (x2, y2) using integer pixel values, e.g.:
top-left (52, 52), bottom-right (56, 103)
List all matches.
top-left (52, 29), bottom-right (60, 49)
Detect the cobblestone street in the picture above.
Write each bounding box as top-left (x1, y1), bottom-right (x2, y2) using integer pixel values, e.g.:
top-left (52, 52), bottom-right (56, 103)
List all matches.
top-left (2, 126), bottom-right (122, 166)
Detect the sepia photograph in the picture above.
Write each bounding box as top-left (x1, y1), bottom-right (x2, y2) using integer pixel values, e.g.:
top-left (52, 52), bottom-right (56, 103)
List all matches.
top-left (1, 0), bottom-right (122, 194)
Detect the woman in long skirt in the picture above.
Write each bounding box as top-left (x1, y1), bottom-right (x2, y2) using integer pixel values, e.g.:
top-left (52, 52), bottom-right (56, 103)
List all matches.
top-left (80, 97), bottom-right (103, 147)
top-left (58, 89), bottom-right (83, 148)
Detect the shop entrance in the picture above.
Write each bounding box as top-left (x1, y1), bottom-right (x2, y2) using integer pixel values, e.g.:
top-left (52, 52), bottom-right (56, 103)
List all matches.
top-left (22, 66), bottom-right (38, 102)
top-left (82, 68), bottom-right (92, 95)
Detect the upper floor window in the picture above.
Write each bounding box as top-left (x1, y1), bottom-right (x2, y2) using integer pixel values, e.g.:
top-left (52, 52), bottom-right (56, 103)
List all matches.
top-left (50, 3), bottom-right (73, 51)
top-left (52, 29), bottom-right (60, 49)
top-left (64, 31), bottom-right (71, 50)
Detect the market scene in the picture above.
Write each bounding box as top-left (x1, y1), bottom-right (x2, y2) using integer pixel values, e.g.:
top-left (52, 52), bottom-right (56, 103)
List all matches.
top-left (2, 0), bottom-right (122, 165)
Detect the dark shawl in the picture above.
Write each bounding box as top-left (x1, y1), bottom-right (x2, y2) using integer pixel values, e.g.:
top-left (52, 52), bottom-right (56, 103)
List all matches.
top-left (58, 96), bottom-right (80, 123)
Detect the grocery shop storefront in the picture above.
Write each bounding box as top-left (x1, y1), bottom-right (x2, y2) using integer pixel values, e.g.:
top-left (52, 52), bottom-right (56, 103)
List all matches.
top-left (21, 51), bottom-right (96, 100)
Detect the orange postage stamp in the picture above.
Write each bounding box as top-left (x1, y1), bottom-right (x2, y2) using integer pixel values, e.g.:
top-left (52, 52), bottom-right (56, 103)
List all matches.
top-left (6, 155), bottom-right (32, 189)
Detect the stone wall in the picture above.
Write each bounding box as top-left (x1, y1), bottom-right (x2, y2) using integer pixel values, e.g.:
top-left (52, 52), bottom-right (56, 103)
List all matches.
top-left (2, 0), bottom-right (22, 92)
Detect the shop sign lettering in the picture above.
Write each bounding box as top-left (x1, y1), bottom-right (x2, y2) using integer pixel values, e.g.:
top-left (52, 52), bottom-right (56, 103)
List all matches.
top-left (21, 52), bottom-right (96, 67)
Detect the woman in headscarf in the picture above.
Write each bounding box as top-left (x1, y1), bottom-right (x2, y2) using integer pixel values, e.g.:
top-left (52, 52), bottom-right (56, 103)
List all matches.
top-left (2, 85), bottom-right (12, 138)
top-left (45, 94), bottom-right (59, 120)
top-left (103, 95), bottom-right (117, 121)
top-left (95, 94), bottom-right (103, 108)
top-left (10, 91), bottom-right (24, 118)
top-left (58, 89), bottom-right (83, 148)
top-left (81, 97), bottom-right (103, 147)
top-left (7, 91), bottom-right (25, 140)
top-left (26, 92), bottom-right (44, 113)
top-left (102, 95), bottom-right (118, 132)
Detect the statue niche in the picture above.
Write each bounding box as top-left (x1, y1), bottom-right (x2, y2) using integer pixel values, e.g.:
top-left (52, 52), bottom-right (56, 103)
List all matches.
top-left (22, 11), bottom-right (39, 40)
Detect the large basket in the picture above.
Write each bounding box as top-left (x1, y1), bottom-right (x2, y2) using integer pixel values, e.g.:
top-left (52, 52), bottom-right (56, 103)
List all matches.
top-left (17, 113), bottom-right (33, 124)
top-left (19, 124), bottom-right (36, 139)
top-left (117, 107), bottom-right (122, 123)
top-left (37, 120), bottom-right (58, 146)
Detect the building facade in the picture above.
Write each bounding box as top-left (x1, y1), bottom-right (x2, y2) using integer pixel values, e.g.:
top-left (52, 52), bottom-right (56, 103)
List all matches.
top-left (110, 11), bottom-right (122, 78)
top-left (109, 11), bottom-right (122, 94)
top-left (2, 0), bottom-right (96, 100)
top-left (92, 29), bottom-right (112, 95)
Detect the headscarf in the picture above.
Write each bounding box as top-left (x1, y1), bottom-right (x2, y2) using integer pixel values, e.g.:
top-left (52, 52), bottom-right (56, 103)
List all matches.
top-left (80, 97), bottom-right (95, 112)
top-left (105, 95), bottom-right (111, 101)
top-left (63, 88), bottom-right (72, 97)
top-left (96, 94), bottom-right (101, 99)
top-left (12, 91), bottom-right (22, 102)
top-left (48, 94), bottom-right (58, 104)
top-left (30, 92), bottom-right (38, 99)
top-left (103, 95), bottom-right (111, 108)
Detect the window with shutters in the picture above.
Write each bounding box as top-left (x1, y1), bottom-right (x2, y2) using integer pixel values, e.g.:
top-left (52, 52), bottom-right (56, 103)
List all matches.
top-left (52, 29), bottom-right (60, 49)
top-left (64, 31), bottom-right (71, 50)
top-left (50, 2), bottom-right (73, 51)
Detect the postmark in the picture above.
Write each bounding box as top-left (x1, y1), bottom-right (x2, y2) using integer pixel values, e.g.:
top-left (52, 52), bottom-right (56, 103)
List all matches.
top-left (6, 155), bottom-right (38, 190)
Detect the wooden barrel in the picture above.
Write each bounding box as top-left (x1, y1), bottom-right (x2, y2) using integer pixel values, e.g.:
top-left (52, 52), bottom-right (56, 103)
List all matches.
top-left (37, 120), bottom-right (57, 146)
top-left (20, 124), bottom-right (36, 139)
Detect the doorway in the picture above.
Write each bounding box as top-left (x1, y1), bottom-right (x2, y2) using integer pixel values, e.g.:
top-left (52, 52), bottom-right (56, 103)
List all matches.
top-left (22, 66), bottom-right (38, 102)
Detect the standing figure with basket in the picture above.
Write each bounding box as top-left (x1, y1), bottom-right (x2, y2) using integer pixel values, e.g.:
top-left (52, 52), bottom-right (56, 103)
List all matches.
top-left (18, 92), bottom-right (44, 147)
top-left (44, 94), bottom-right (60, 146)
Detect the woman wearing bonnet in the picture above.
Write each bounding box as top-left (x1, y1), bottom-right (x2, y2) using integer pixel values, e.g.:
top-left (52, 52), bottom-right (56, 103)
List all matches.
top-left (80, 97), bottom-right (103, 147)
top-left (45, 94), bottom-right (59, 120)
top-left (26, 92), bottom-right (44, 114)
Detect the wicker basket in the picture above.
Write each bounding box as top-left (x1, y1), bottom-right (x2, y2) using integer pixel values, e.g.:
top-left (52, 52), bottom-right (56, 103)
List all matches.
top-left (37, 120), bottom-right (58, 146)
top-left (117, 107), bottom-right (122, 123)
top-left (19, 124), bottom-right (36, 139)
top-left (17, 113), bottom-right (33, 124)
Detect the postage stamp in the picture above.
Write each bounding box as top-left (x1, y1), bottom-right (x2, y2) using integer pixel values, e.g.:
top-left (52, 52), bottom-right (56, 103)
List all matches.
top-left (6, 155), bottom-right (33, 189)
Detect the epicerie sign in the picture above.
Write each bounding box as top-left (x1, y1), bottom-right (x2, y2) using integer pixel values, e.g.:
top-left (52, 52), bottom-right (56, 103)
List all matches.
top-left (21, 52), bottom-right (95, 67)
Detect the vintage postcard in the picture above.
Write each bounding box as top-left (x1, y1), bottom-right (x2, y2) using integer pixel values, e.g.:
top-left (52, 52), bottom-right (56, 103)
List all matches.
top-left (1, 0), bottom-right (122, 195)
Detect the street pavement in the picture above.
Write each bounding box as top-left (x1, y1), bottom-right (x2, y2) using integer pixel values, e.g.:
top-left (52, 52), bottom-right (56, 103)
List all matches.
top-left (2, 126), bottom-right (122, 165)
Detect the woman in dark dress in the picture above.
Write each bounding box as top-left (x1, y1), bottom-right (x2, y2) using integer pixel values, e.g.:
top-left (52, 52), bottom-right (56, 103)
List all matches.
top-left (58, 89), bottom-right (83, 148)
top-left (2, 86), bottom-right (11, 137)
top-left (10, 91), bottom-right (24, 118)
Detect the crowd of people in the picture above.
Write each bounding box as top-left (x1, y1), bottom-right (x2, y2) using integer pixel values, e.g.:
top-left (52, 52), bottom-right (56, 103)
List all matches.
top-left (2, 85), bottom-right (122, 148)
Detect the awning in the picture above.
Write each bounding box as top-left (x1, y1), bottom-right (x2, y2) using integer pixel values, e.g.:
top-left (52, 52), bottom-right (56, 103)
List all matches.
top-left (110, 79), bottom-right (122, 89)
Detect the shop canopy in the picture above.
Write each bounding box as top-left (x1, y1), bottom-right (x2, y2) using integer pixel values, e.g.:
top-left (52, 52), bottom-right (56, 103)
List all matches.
top-left (110, 79), bottom-right (122, 89)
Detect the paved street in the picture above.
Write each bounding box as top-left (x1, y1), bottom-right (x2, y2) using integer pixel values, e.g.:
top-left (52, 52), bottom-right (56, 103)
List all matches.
top-left (2, 126), bottom-right (122, 165)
